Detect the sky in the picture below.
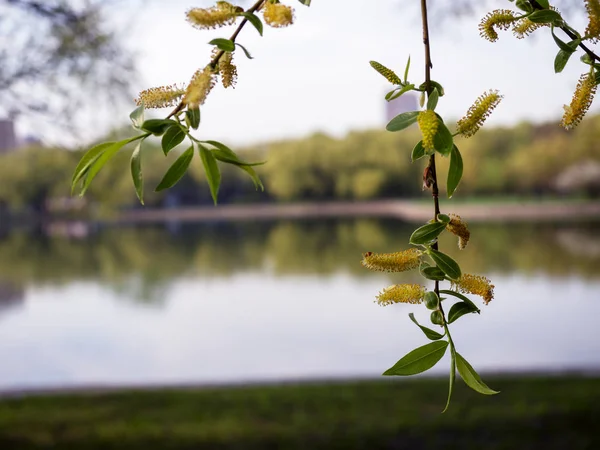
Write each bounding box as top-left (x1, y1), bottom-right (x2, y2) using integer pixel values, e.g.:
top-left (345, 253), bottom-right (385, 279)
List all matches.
top-left (66, 0), bottom-right (600, 146)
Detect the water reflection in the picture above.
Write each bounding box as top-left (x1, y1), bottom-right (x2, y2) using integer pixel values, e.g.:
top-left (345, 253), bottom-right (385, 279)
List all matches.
top-left (0, 219), bottom-right (598, 389)
top-left (0, 220), bottom-right (598, 301)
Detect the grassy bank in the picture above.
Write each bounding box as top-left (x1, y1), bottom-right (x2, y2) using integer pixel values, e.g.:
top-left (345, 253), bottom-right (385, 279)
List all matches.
top-left (0, 375), bottom-right (599, 449)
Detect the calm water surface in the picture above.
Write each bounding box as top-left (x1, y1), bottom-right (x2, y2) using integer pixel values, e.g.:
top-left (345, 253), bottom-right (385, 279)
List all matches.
top-left (0, 219), bottom-right (598, 389)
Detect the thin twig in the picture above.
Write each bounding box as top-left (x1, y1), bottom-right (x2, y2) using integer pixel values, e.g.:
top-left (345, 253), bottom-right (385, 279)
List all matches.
top-left (166, 0), bottom-right (266, 119)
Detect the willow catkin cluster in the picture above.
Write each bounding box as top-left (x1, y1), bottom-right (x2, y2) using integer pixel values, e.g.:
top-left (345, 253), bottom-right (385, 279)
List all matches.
top-left (585, 0), bottom-right (600, 42)
top-left (186, 1), bottom-right (239, 30)
top-left (184, 66), bottom-right (217, 108)
top-left (512, 18), bottom-right (546, 39)
top-left (369, 61), bottom-right (402, 85)
top-left (263, 2), bottom-right (294, 28)
top-left (361, 249), bottom-right (422, 273)
top-left (417, 110), bottom-right (438, 151)
top-left (445, 214), bottom-right (470, 250)
top-left (561, 73), bottom-right (597, 130)
top-left (376, 284), bottom-right (426, 306)
top-left (135, 85), bottom-right (186, 109)
top-left (456, 90), bottom-right (503, 138)
top-left (219, 52), bottom-right (238, 88)
top-left (451, 274), bottom-right (495, 305)
top-left (479, 9), bottom-right (517, 42)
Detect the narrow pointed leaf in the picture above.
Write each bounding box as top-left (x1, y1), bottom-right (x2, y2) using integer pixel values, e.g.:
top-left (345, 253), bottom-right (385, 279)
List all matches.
top-left (161, 125), bottom-right (186, 155)
top-left (448, 301), bottom-right (479, 324)
top-left (141, 119), bottom-right (178, 136)
top-left (447, 145), bottom-right (463, 198)
top-left (185, 107), bottom-right (201, 130)
top-left (428, 249), bottom-right (461, 280)
top-left (433, 119), bottom-right (453, 156)
top-left (439, 290), bottom-right (480, 313)
top-left (443, 350), bottom-right (456, 413)
top-left (403, 55), bottom-right (411, 83)
top-left (72, 141), bottom-right (115, 192)
top-left (421, 266), bottom-right (446, 281)
top-left (199, 145), bottom-right (221, 204)
top-left (554, 49), bottom-right (574, 73)
top-left (386, 111), bottom-right (419, 132)
top-left (155, 146), bottom-right (194, 192)
top-left (204, 140), bottom-right (264, 166)
top-left (79, 137), bottom-right (141, 195)
top-left (410, 221), bottom-right (447, 245)
top-left (456, 353), bottom-right (499, 395)
top-left (235, 42), bottom-right (253, 59)
top-left (129, 104), bottom-right (145, 129)
top-left (239, 12), bottom-right (263, 36)
top-left (427, 88), bottom-right (439, 111)
top-left (409, 313), bottom-right (445, 341)
top-left (209, 38), bottom-right (235, 52)
top-left (130, 140), bottom-right (144, 204)
top-left (383, 341), bottom-right (448, 376)
top-left (411, 140), bottom-right (426, 161)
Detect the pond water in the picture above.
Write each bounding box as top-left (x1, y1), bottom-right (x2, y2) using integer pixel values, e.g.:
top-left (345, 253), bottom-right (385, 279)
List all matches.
top-left (0, 219), bottom-right (598, 390)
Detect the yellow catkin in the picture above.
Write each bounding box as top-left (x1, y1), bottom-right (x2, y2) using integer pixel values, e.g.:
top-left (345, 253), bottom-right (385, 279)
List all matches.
top-left (417, 110), bottom-right (438, 151)
top-left (561, 73), bottom-right (597, 130)
top-left (585, 0), bottom-right (600, 42)
top-left (456, 90), bottom-right (503, 138)
top-left (186, 1), bottom-right (239, 30)
top-left (445, 214), bottom-right (470, 250)
top-left (183, 66), bottom-right (217, 108)
top-left (263, 2), bottom-right (294, 28)
top-left (135, 84), bottom-right (186, 109)
top-left (361, 248), bottom-right (422, 273)
top-left (219, 52), bottom-right (238, 88)
top-left (376, 284), bottom-right (426, 306)
top-left (451, 274), bottom-right (495, 305)
top-left (512, 18), bottom-right (546, 39)
top-left (369, 61), bottom-right (402, 85)
top-left (479, 9), bottom-right (518, 42)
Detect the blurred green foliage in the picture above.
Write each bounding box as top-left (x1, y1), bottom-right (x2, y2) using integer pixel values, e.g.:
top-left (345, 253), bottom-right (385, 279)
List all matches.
top-left (1, 115), bottom-right (600, 214)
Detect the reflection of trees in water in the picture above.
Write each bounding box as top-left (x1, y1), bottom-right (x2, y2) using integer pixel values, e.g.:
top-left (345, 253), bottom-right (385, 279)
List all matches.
top-left (0, 219), bottom-right (598, 303)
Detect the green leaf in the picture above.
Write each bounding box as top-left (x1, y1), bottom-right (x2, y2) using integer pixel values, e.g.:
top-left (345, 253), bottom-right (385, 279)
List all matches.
top-left (203, 140), bottom-right (265, 166)
top-left (448, 301), bottom-right (479, 324)
top-left (79, 137), bottom-right (140, 195)
top-left (443, 350), bottom-right (456, 413)
top-left (199, 145), bottom-right (222, 204)
top-left (238, 165), bottom-right (264, 191)
top-left (535, 0), bottom-right (550, 8)
top-left (185, 107), bottom-right (201, 130)
top-left (551, 29), bottom-right (579, 52)
top-left (437, 213), bottom-right (450, 224)
top-left (421, 266), bottom-right (446, 281)
top-left (456, 353), bottom-right (499, 395)
top-left (155, 146), bottom-right (194, 192)
top-left (129, 104), bottom-right (145, 129)
top-left (161, 125), bottom-right (186, 155)
top-left (209, 38), bottom-right (235, 52)
top-left (428, 249), bottom-right (461, 280)
top-left (554, 49), bottom-right (574, 73)
top-left (383, 341), bottom-right (448, 376)
top-left (130, 140), bottom-right (144, 205)
top-left (408, 313), bottom-right (445, 341)
top-left (72, 141), bottom-right (115, 192)
top-left (386, 84), bottom-right (415, 102)
top-left (141, 119), bottom-right (178, 136)
top-left (403, 55), bottom-right (411, 84)
top-left (297, 0), bottom-right (311, 5)
top-left (433, 119), bottom-right (453, 156)
top-left (239, 12), bottom-right (263, 36)
top-left (424, 291), bottom-right (440, 310)
top-left (528, 9), bottom-right (562, 24)
top-left (439, 290), bottom-right (480, 313)
top-left (409, 221), bottom-right (447, 245)
top-left (411, 140), bottom-right (426, 162)
top-left (447, 145), bottom-right (463, 198)
top-left (386, 111), bottom-right (419, 132)
top-left (427, 88), bottom-right (439, 111)
top-left (515, 0), bottom-right (533, 13)
top-left (235, 42), bottom-right (253, 59)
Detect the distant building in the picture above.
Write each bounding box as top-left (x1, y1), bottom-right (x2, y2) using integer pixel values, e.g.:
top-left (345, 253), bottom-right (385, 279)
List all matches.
top-left (0, 119), bottom-right (16, 153)
top-left (385, 91), bottom-right (419, 123)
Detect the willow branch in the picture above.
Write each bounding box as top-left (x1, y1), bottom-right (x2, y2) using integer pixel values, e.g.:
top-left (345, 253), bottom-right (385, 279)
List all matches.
top-left (166, 0), bottom-right (266, 118)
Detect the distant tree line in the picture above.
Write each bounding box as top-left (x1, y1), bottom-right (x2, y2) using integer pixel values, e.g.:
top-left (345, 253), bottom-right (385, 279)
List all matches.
top-left (0, 114), bottom-right (599, 215)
